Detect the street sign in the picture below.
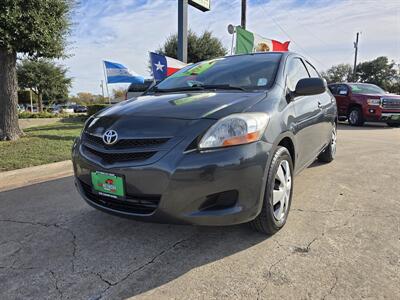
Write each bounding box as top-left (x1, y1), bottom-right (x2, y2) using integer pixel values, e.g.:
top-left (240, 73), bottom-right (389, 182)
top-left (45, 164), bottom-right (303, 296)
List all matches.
top-left (189, 0), bottom-right (210, 12)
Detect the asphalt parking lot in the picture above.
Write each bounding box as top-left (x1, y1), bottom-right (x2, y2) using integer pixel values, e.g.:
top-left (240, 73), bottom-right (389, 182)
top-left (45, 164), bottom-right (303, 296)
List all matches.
top-left (0, 123), bottom-right (399, 300)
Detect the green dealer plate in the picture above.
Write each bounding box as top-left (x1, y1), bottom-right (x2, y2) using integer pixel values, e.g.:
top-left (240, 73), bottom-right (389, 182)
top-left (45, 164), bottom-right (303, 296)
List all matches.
top-left (91, 171), bottom-right (125, 198)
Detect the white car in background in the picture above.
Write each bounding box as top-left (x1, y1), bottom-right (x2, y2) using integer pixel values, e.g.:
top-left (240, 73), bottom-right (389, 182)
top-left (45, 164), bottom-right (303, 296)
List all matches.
top-left (60, 105), bottom-right (75, 113)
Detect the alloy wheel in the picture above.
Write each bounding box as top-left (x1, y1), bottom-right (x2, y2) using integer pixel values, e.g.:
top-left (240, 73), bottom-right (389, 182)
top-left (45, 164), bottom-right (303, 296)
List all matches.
top-left (331, 127), bottom-right (337, 157)
top-left (349, 110), bottom-right (358, 125)
top-left (272, 160), bottom-right (292, 221)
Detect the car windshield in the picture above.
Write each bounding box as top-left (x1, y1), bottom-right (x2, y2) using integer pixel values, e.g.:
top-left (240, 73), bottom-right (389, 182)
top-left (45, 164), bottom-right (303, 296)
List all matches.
top-left (348, 83), bottom-right (385, 95)
top-left (154, 53), bottom-right (282, 92)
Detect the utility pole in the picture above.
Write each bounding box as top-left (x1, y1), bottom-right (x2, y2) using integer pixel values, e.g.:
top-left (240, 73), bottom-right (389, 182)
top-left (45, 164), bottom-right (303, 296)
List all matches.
top-left (100, 80), bottom-right (105, 99)
top-left (353, 32), bottom-right (360, 81)
top-left (241, 0), bottom-right (246, 29)
top-left (178, 0), bottom-right (188, 63)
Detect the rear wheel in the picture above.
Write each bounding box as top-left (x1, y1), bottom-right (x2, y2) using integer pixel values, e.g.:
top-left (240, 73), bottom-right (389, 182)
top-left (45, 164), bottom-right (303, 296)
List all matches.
top-left (318, 126), bottom-right (337, 163)
top-left (387, 122), bottom-right (400, 128)
top-left (250, 147), bottom-right (293, 235)
top-left (348, 107), bottom-right (364, 126)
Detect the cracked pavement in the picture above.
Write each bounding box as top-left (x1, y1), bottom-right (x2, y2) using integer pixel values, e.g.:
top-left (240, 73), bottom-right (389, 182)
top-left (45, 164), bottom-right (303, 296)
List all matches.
top-left (0, 123), bottom-right (399, 299)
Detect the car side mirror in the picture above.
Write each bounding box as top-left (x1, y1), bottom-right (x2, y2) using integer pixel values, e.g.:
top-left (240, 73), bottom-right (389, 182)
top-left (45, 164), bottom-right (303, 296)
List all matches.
top-left (294, 78), bottom-right (326, 96)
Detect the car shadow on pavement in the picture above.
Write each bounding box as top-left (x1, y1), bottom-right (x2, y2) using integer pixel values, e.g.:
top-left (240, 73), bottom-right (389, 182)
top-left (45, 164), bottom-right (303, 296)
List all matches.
top-left (0, 177), bottom-right (269, 299)
top-left (337, 122), bottom-right (394, 130)
top-left (69, 209), bottom-right (268, 299)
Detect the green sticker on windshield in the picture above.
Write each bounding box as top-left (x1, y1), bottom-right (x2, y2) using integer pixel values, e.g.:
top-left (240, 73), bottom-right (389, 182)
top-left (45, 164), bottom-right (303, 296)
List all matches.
top-left (170, 58), bottom-right (223, 78)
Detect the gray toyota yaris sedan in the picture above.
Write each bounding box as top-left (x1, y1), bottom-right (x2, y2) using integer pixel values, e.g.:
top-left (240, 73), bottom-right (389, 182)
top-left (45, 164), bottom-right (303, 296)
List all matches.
top-left (72, 52), bottom-right (337, 235)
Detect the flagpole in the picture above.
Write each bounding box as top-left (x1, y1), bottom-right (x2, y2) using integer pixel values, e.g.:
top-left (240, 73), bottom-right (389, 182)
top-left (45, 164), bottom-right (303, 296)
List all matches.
top-left (227, 24), bottom-right (236, 55)
top-left (102, 61), bottom-right (111, 105)
top-left (231, 32), bottom-right (235, 55)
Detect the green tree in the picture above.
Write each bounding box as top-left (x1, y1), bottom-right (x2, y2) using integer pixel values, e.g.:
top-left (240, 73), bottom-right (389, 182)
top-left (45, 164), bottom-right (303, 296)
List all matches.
top-left (321, 64), bottom-right (352, 84)
top-left (113, 88), bottom-right (126, 100)
top-left (156, 30), bottom-right (227, 64)
top-left (17, 59), bottom-right (72, 111)
top-left (0, 0), bottom-right (72, 140)
top-left (356, 56), bottom-right (397, 91)
top-left (70, 92), bottom-right (107, 105)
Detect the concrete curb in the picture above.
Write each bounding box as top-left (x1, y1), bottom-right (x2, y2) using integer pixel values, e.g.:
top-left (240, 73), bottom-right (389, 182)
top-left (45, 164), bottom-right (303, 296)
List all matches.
top-left (0, 160), bottom-right (73, 192)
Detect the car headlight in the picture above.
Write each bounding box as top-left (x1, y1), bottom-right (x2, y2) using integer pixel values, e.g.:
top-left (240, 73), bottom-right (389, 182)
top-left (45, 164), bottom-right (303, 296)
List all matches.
top-left (199, 113), bottom-right (270, 149)
top-left (367, 99), bottom-right (381, 106)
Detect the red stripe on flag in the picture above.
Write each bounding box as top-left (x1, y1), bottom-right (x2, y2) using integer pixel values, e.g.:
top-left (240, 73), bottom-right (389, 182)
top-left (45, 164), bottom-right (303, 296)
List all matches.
top-left (167, 67), bottom-right (180, 76)
top-left (272, 40), bottom-right (290, 52)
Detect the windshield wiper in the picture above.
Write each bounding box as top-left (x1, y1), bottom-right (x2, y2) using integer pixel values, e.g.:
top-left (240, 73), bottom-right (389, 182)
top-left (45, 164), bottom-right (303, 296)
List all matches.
top-left (151, 86), bottom-right (205, 93)
top-left (198, 84), bottom-right (248, 91)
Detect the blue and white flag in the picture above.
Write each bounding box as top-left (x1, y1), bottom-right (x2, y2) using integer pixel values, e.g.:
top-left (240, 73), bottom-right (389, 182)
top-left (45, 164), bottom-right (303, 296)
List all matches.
top-left (104, 61), bottom-right (144, 84)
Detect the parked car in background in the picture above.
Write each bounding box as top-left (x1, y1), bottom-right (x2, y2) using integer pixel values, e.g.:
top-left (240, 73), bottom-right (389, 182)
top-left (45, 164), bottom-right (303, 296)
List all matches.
top-left (125, 79), bottom-right (154, 100)
top-left (60, 105), bottom-right (75, 113)
top-left (17, 104), bottom-right (25, 112)
top-left (48, 105), bottom-right (61, 114)
top-left (26, 105), bottom-right (38, 112)
top-left (328, 83), bottom-right (400, 127)
top-left (73, 105), bottom-right (88, 113)
top-left (73, 52), bottom-right (337, 235)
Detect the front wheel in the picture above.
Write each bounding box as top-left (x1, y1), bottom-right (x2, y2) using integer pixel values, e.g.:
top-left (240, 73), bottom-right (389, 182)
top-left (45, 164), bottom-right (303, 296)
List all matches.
top-left (250, 147), bottom-right (293, 235)
top-left (348, 107), bottom-right (364, 126)
top-left (318, 126), bottom-right (337, 163)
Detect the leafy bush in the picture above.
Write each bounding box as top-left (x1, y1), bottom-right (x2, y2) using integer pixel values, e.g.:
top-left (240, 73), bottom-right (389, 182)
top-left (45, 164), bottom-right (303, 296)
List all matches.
top-left (19, 112), bottom-right (75, 119)
top-left (87, 104), bottom-right (110, 116)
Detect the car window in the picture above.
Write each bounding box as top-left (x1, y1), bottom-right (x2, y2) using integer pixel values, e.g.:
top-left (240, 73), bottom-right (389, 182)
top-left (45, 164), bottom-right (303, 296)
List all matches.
top-left (155, 53), bottom-right (282, 91)
top-left (348, 83), bottom-right (385, 94)
top-left (128, 80), bottom-right (153, 92)
top-left (286, 58), bottom-right (310, 91)
top-left (328, 85), bottom-right (337, 94)
top-left (305, 61), bottom-right (320, 78)
top-left (337, 85), bottom-right (349, 95)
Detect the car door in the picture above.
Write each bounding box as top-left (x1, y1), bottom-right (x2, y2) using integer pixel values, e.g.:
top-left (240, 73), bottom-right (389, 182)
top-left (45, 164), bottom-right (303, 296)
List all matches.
top-left (334, 84), bottom-right (351, 116)
top-left (305, 61), bottom-right (334, 147)
top-left (286, 57), bottom-right (322, 169)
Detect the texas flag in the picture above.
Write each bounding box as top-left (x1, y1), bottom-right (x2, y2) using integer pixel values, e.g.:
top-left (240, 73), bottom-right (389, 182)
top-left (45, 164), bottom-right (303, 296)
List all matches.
top-left (150, 52), bottom-right (188, 81)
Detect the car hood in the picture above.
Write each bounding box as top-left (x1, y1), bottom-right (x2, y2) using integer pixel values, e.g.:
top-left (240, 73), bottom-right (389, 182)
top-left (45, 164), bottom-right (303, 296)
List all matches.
top-left (97, 91), bottom-right (266, 120)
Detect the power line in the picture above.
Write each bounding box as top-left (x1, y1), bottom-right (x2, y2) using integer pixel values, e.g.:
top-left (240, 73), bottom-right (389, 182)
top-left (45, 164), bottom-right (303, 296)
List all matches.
top-left (255, 4), bottom-right (330, 69)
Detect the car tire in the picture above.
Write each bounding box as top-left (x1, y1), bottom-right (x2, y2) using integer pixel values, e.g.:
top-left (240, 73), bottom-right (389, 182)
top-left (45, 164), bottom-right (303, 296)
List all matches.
top-left (387, 122), bottom-right (400, 128)
top-left (250, 146), bottom-right (293, 235)
top-left (318, 126), bottom-right (337, 163)
top-left (348, 107), bottom-right (364, 126)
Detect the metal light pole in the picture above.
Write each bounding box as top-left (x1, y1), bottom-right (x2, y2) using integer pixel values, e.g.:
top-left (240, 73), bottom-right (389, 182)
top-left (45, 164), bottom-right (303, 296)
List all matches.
top-left (241, 0), bottom-right (246, 29)
top-left (353, 32), bottom-right (360, 81)
top-left (178, 0), bottom-right (188, 63)
top-left (100, 80), bottom-right (105, 99)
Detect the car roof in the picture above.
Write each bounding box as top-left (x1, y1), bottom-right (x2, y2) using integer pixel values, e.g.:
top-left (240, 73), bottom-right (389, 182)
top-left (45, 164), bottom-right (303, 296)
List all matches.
top-left (225, 51), bottom-right (301, 59)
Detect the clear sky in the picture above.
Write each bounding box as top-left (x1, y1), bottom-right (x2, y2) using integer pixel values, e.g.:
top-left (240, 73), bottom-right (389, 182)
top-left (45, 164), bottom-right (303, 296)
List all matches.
top-left (66, 0), bottom-right (400, 95)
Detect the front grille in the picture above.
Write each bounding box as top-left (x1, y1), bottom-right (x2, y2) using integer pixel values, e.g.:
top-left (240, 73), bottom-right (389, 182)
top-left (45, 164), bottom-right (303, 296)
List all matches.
top-left (382, 98), bottom-right (400, 109)
top-left (82, 145), bottom-right (155, 163)
top-left (83, 133), bottom-right (169, 149)
top-left (79, 179), bottom-right (160, 215)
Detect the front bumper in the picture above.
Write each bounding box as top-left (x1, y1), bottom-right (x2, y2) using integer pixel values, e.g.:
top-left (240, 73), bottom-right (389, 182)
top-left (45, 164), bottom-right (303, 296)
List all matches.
top-left (380, 112), bottom-right (400, 122)
top-left (73, 139), bottom-right (272, 226)
top-left (364, 106), bottom-right (400, 123)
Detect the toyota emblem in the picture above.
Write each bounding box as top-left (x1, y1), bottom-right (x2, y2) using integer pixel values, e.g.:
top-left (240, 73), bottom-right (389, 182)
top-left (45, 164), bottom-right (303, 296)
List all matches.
top-left (103, 130), bottom-right (118, 145)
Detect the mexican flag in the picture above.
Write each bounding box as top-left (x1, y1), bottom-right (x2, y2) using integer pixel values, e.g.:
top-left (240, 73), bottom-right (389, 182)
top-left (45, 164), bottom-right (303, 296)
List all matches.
top-left (235, 27), bottom-right (290, 54)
